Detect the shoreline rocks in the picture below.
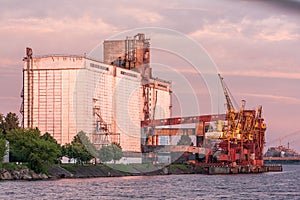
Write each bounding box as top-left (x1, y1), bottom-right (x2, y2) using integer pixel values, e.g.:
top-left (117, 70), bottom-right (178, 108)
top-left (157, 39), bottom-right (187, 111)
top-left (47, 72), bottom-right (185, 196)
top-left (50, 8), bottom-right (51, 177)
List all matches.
top-left (0, 168), bottom-right (48, 181)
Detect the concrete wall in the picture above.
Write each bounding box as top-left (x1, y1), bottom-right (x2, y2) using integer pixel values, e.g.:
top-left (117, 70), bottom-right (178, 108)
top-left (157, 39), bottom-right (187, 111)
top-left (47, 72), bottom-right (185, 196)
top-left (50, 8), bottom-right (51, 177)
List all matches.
top-left (114, 67), bottom-right (142, 152)
top-left (23, 56), bottom-right (143, 152)
top-left (148, 79), bottom-right (171, 120)
top-left (23, 56), bottom-right (84, 144)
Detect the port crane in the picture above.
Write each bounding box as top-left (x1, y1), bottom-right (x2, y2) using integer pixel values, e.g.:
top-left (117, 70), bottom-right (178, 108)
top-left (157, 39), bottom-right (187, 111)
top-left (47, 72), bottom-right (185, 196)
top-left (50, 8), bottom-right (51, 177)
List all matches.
top-left (142, 74), bottom-right (267, 166)
top-left (218, 74), bottom-right (236, 113)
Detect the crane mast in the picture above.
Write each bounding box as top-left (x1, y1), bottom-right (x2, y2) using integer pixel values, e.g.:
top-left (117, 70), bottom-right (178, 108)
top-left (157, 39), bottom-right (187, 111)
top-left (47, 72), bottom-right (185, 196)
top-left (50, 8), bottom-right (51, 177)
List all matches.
top-left (218, 74), bottom-right (235, 113)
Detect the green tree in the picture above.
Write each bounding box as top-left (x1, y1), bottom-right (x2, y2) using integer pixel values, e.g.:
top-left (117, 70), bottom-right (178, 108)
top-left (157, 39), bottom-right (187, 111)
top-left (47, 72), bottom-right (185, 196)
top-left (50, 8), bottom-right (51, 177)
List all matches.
top-left (6, 129), bottom-right (39, 162)
top-left (0, 113), bottom-right (4, 132)
top-left (177, 135), bottom-right (192, 146)
top-left (41, 132), bottom-right (58, 144)
top-left (62, 131), bottom-right (95, 164)
top-left (0, 129), bottom-right (7, 163)
top-left (62, 143), bottom-right (93, 164)
top-left (99, 145), bottom-right (114, 163)
top-left (40, 132), bottom-right (62, 163)
top-left (0, 138), bottom-right (7, 163)
top-left (6, 128), bottom-right (61, 173)
top-left (99, 143), bottom-right (123, 163)
top-left (27, 138), bottom-right (61, 173)
top-left (75, 131), bottom-right (98, 158)
top-left (111, 143), bottom-right (123, 163)
top-left (3, 112), bottom-right (19, 133)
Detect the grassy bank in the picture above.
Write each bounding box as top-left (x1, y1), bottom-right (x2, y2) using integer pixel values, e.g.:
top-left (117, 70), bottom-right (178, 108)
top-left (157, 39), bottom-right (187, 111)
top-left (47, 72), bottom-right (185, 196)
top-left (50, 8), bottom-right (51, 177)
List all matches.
top-left (49, 163), bottom-right (200, 178)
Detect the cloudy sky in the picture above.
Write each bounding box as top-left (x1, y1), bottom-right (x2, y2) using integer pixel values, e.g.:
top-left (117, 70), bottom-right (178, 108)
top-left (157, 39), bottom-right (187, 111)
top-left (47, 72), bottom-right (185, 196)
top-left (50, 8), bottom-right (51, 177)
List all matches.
top-left (0, 0), bottom-right (300, 151)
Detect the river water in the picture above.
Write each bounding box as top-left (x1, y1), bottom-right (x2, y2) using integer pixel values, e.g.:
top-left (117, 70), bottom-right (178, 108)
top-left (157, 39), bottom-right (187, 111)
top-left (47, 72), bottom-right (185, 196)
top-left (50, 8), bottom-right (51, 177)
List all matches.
top-left (0, 165), bottom-right (299, 200)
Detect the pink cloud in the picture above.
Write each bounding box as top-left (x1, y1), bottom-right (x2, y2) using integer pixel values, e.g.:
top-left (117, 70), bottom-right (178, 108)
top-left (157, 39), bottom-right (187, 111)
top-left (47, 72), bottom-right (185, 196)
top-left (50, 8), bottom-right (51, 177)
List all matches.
top-left (222, 70), bottom-right (300, 80)
top-left (190, 15), bottom-right (300, 42)
top-left (0, 16), bottom-right (118, 34)
top-left (240, 92), bottom-right (300, 104)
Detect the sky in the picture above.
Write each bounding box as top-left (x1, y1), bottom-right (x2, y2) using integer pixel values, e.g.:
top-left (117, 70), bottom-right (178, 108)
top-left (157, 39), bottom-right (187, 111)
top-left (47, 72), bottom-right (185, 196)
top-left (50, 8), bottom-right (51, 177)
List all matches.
top-left (0, 0), bottom-right (299, 151)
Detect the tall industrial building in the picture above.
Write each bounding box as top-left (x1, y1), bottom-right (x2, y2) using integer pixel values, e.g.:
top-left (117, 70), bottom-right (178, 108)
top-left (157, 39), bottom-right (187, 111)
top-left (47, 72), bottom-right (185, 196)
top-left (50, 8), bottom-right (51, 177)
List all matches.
top-left (22, 33), bottom-right (171, 153)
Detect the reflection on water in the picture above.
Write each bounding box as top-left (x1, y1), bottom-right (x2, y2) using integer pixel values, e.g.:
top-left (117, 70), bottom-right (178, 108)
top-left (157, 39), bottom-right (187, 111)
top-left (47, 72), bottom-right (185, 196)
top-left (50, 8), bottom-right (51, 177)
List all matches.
top-left (0, 165), bottom-right (299, 200)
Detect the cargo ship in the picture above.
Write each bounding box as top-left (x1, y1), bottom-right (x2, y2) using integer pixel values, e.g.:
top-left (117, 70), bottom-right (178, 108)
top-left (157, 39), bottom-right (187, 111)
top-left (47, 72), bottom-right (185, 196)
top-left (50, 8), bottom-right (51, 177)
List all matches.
top-left (141, 74), bottom-right (282, 174)
top-left (264, 145), bottom-right (300, 165)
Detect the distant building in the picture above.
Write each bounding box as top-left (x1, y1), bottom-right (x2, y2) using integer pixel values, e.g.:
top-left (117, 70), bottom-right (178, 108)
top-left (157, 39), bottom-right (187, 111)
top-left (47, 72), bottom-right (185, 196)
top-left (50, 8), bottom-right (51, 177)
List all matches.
top-left (22, 34), bottom-right (171, 153)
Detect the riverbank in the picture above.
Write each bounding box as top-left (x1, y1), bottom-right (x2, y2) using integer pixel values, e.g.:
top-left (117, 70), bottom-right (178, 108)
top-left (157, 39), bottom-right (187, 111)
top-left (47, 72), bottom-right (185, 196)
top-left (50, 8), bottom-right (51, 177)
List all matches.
top-left (0, 163), bottom-right (283, 180)
top-left (48, 163), bottom-right (282, 179)
top-left (48, 163), bottom-right (200, 179)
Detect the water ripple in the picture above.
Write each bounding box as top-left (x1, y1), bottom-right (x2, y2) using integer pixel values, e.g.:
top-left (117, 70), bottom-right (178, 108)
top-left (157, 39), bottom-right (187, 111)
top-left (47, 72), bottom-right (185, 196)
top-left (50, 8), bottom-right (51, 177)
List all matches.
top-left (0, 165), bottom-right (299, 199)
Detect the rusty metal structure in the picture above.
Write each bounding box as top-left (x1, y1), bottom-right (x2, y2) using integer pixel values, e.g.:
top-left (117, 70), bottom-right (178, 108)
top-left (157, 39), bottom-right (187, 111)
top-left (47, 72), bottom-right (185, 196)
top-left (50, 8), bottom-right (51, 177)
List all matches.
top-left (92, 98), bottom-right (120, 149)
top-left (21, 47), bottom-right (34, 128)
top-left (142, 75), bottom-right (267, 167)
